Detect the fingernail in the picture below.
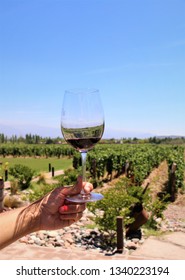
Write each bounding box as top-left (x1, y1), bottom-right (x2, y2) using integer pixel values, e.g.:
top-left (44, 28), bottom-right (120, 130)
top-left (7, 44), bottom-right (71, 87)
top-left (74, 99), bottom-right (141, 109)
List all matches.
top-left (59, 205), bottom-right (69, 212)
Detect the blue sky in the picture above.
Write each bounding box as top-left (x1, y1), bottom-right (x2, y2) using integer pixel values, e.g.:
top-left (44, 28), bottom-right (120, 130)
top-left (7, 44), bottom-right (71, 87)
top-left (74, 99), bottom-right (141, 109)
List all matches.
top-left (0, 0), bottom-right (185, 139)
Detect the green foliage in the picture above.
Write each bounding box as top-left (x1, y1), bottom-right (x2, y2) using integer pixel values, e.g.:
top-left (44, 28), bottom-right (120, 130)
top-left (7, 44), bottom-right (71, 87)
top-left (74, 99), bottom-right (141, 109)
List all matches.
top-left (0, 143), bottom-right (72, 158)
top-left (0, 143), bottom-right (184, 192)
top-left (0, 161), bottom-right (9, 179)
top-left (9, 164), bottom-right (34, 190)
top-left (167, 146), bottom-right (185, 189)
top-left (88, 176), bottom-right (170, 236)
top-left (145, 194), bottom-right (170, 229)
top-left (37, 172), bottom-right (47, 184)
top-left (58, 168), bottom-right (79, 186)
top-left (71, 144), bottom-right (185, 196)
top-left (29, 183), bottom-right (56, 202)
top-left (72, 153), bottom-right (81, 169)
top-left (72, 144), bottom-right (168, 185)
top-left (10, 179), bottom-right (19, 195)
top-left (87, 178), bottom-right (150, 234)
top-left (0, 157), bottom-right (72, 174)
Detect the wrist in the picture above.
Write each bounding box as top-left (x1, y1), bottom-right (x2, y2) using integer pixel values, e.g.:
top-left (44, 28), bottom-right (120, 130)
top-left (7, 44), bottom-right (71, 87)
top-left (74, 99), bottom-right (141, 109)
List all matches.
top-left (0, 202), bottom-right (41, 250)
top-left (18, 203), bottom-right (41, 236)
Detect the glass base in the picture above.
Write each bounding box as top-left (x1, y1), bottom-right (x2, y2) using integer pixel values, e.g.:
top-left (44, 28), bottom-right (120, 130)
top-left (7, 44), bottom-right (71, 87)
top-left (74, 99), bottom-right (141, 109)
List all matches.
top-left (66, 192), bottom-right (104, 203)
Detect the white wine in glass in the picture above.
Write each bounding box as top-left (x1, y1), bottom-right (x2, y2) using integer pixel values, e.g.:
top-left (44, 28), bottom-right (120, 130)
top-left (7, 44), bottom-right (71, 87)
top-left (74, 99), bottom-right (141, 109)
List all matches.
top-left (61, 88), bottom-right (105, 202)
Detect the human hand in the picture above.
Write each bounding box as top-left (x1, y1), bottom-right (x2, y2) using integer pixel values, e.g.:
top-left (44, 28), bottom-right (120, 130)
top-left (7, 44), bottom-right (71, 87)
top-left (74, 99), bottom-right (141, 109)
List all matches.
top-left (33, 176), bottom-right (93, 231)
top-left (0, 177), bottom-right (93, 250)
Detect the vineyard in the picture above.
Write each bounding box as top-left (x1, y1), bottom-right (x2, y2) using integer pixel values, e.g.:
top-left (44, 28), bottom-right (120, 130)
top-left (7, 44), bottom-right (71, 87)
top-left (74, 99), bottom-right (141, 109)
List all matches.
top-left (0, 143), bottom-right (74, 158)
top-left (73, 144), bottom-right (185, 197)
top-left (0, 143), bottom-right (184, 199)
top-left (0, 142), bottom-right (185, 237)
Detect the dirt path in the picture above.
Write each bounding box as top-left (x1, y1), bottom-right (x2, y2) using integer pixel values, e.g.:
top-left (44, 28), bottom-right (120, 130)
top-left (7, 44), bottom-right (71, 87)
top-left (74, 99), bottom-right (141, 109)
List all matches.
top-left (32, 169), bottom-right (64, 184)
top-left (141, 160), bottom-right (185, 229)
top-left (142, 160), bottom-right (169, 199)
top-left (101, 160), bottom-right (185, 226)
top-left (4, 169), bottom-right (64, 189)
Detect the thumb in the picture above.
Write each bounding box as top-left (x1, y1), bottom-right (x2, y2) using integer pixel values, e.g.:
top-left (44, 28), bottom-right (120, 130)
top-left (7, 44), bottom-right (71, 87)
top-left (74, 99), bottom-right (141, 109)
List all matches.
top-left (61, 176), bottom-right (83, 197)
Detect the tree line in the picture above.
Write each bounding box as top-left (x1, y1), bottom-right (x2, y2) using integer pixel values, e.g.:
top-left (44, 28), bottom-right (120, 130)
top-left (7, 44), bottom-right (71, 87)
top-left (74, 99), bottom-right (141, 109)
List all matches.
top-left (1, 132), bottom-right (185, 145)
top-left (0, 133), bottom-right (63, 144)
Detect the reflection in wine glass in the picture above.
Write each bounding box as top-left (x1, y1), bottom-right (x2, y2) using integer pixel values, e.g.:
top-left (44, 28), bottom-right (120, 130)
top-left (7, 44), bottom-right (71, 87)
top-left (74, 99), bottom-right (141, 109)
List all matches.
top-left (61, 88), bottom-right (105, 202)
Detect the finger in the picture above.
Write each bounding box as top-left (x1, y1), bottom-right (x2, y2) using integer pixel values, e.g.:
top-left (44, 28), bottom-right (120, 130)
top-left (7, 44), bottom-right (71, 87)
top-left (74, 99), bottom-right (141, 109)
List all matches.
top-left (59, 212), bottom-right (83, 221)
top-left (83, 182), bottom-right (93, 193)
top-left (64, 200), bottom-right (86, 206)
top-left (59, 203), bottom-right (85, 214)
top-left (60, 176), bottom-right (83, 197)
top-left (60, 205), bottom-right (69, 212)
top-left (66, 176), bottom-right (93, 195)
top-left (61, 219), bottom-right (77, 228)
top-left (59, 177), bottom-right (93, 199)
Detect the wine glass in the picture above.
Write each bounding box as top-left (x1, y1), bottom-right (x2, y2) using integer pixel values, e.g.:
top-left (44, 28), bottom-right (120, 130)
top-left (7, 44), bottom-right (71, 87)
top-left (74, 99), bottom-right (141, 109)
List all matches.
top-left (61, 88), bottom-right (105, 202)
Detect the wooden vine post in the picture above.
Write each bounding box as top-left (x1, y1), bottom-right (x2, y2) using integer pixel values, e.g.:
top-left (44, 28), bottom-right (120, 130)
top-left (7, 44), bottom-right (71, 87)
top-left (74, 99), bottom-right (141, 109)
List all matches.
top-left (52, 167), bottom-right (55, 177)
top-left (116, 216), bottom-right (124, 253)
top-left (169, 162), bottom-right (177, 202)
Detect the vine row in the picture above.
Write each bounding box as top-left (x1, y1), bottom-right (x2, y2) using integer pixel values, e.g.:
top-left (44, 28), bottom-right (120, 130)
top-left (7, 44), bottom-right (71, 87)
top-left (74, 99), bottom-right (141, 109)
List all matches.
top-left (73, 144), bottom-right (185, 190)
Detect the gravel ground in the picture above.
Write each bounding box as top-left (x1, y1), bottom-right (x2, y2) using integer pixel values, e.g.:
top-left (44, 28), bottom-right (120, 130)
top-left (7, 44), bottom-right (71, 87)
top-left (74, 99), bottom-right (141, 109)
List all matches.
top-left (158, 193), bottom-right (185, 233)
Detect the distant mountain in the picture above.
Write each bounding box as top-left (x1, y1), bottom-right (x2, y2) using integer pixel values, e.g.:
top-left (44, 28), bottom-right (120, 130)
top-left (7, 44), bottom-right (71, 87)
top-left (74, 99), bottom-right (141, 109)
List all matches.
top-left (0, 123), bottom-right (61, 138)
top-left (2, 122), bottom-right (184, 140)
top-left (103, 127), bottom-right (155, 139)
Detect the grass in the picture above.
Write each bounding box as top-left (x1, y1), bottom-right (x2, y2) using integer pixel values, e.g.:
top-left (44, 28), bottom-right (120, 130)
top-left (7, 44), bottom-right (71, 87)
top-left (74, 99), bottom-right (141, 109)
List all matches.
top-left (0, 156), bottom-right (73, 175)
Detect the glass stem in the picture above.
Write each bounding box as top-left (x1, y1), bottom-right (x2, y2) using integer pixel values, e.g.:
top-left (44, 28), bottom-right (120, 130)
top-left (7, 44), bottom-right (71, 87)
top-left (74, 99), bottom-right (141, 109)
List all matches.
top-left (81, 151), bottom-right (87, 195)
